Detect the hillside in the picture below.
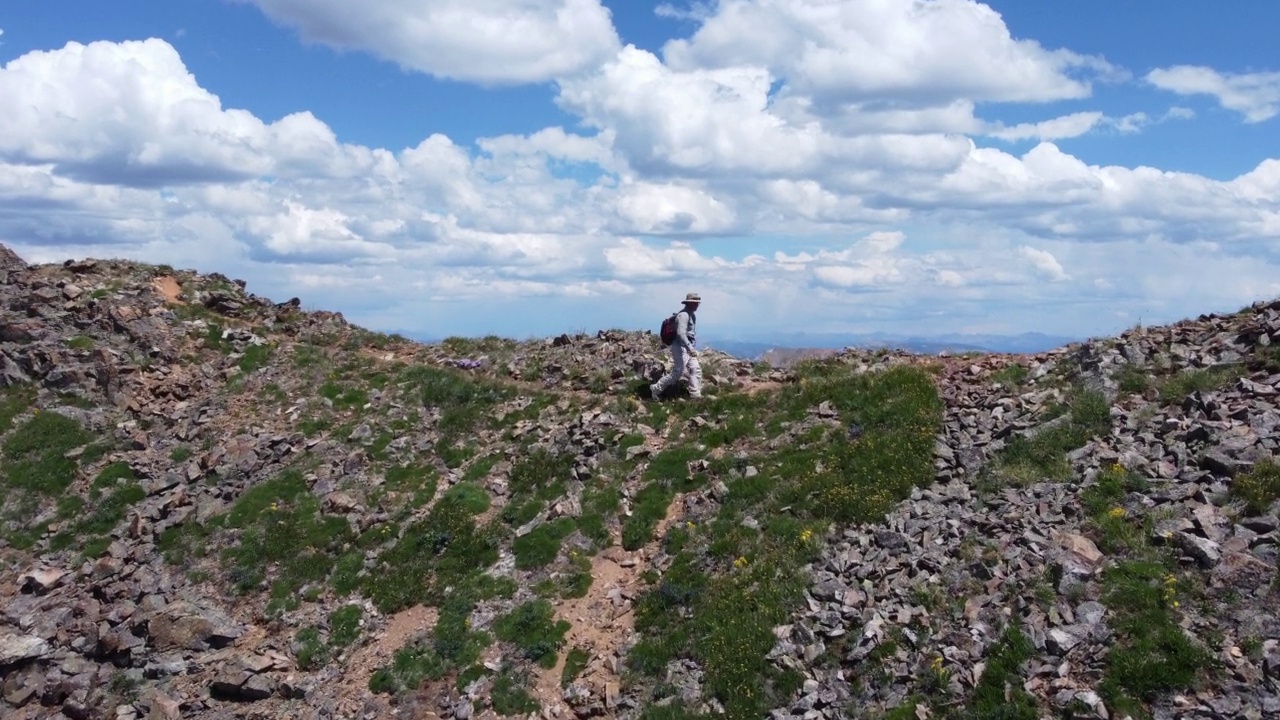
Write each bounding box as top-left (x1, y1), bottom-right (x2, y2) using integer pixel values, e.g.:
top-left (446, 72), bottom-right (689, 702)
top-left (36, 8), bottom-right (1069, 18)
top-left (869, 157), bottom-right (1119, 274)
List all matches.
top-left (1, 243), bottom-right (1278, 720)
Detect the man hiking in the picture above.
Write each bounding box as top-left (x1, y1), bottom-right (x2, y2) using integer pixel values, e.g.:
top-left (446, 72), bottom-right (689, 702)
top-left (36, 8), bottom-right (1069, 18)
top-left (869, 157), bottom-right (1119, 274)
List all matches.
top-left (651, 292), bottom-right (702, 400)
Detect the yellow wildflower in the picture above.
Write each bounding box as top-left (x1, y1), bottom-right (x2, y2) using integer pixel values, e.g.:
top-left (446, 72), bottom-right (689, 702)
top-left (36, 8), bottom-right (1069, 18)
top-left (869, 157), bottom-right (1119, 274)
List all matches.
top-left (1162, 574), bottom-right (1179, 606)
top-left (1107, 507), bottom-right (1127, 519)
top-left (733, 556), bottom-right (749, 569)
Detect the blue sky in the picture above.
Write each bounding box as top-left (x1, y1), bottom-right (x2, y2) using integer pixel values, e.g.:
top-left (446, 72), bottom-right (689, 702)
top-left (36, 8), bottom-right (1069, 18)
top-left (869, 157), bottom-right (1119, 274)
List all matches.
top-left (1, 1), bottom-right (1279, 345)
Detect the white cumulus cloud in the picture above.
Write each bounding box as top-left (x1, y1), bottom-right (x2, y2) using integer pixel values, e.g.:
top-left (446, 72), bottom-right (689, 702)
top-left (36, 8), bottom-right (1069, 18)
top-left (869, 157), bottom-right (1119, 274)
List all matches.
top-left (235, 0), bottom-right (621, 84)
top-left (1018, 245), bottom-right (1068, 281)
top-left (2, 21), bottom-right (1280, 343)
top-left (986, 112), bottom-right (1105, 142)
top-left (1147, 65), bottom-right (1280, 122)
top-left (662, 0), bottom-right (1120, 105)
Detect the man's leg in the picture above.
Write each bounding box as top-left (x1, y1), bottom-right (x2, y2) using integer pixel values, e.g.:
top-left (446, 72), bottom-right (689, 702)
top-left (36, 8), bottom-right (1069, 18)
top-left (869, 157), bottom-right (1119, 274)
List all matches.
top-left (650, 345), bottom-right (686, 400)
top-left (685, 353), bottom-right (703, 398)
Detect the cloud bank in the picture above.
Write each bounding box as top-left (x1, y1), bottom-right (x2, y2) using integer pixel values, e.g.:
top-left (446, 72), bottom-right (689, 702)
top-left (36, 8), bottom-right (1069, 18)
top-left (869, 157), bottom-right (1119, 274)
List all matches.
top-left (1, 0), bottom-right (1278, 341)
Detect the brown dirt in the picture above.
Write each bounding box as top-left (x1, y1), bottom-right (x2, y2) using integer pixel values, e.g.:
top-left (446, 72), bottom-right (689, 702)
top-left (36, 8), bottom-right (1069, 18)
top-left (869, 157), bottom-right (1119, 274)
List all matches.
top-left (152, 275), bottom-right (183, 303)
top-left (735, 376), bottom-right (787, 395)
top-left (329, 604), bottom-right (441, 717)
top-left (530, 493), bottom-right (688, 715)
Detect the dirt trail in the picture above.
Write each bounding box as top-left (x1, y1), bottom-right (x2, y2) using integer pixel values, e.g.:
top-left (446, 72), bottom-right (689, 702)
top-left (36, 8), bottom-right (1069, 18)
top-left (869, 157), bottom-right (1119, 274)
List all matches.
top-left (238, 342), bottom-right (772, 715)
top-left (330, 605), bottom-right (440, 718)
top-left (529, 493), bottom-right (688, 715)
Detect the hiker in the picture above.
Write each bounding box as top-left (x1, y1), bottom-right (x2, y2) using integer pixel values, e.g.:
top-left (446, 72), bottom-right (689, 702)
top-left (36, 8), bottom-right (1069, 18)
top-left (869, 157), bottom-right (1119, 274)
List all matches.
top-left (651, 292), bottom-right (702, 400)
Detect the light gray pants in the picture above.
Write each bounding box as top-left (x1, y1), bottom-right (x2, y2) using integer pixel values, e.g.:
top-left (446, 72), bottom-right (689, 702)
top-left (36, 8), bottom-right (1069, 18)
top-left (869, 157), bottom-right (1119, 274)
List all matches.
top-left (653, 344), bottom-right (702, 397)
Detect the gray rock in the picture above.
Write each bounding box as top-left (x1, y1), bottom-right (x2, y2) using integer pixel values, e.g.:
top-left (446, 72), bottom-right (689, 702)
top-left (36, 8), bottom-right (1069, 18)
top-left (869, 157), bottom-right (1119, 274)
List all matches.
top-left (1175, 531), bottom-right (1223, 568)
top-left (0, 631), bottom-right (51, 665)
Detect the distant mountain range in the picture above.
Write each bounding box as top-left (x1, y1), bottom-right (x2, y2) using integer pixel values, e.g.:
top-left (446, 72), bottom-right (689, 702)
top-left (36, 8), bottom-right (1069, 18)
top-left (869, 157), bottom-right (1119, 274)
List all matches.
top-left (704, 331), bottom-right (1079, 362)
top-left (388, 329), bottom-right (1080, 363)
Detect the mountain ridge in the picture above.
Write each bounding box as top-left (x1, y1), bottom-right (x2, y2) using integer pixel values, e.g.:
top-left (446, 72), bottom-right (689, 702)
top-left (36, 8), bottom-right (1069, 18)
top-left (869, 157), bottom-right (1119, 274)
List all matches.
top-left (1, 245), bottom-right (1278, 720)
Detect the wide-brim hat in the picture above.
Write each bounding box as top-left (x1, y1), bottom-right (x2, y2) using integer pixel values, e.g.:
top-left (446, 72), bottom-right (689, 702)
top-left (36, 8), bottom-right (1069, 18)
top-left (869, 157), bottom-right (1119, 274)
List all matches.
top-left (683, 292), bottom-right (701, 304)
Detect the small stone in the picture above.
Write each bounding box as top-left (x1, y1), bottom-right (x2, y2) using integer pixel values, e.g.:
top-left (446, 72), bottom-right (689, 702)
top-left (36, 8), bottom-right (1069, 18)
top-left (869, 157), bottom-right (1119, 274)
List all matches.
top-left (147, 695), bottom-right (181, 720)
top-left (605, 682), bottom-right (621, 709)
top-left (1046, 628), bottom-right (1081, 655)
top-left (1174, 531), bottom-right (1222, 568)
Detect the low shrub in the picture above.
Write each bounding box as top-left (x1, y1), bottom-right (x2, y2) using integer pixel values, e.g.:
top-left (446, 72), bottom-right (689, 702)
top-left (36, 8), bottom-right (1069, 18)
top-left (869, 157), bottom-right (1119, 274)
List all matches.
top-left (1231, 459), bottom-right (1280, 515)
top-left (494, 600), bottom-right (570, 668)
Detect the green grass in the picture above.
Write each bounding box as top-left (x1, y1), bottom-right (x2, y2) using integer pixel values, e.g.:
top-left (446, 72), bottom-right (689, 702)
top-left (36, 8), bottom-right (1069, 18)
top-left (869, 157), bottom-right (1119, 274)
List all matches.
top-left (579, 481), bottom-right (620, 549)
top-left (561, 647), bottom-right (590, 687)
top-left (981, 386), bottom-right (1110, 488)
top-left (435, 439), bottom-right (475, 469)
top-left (297, 605), bottom-right (365, 670)
top-left (622, 445), bottom-right (706, 550)
top-left (238, 344), bottom-right (273, 374)
top-left (203, 322), bottom-right (232, 352)
top-left (1082, 463), bottom-right (1151, 553)
top-left (1073, 456), bottom-right (1214, 718)
top-left (385, 463), bottom-right (438, 507)
top-left (697, 392), bottom-right (769, 447)
top-left (399, 364), bottom-right (514, 434)
top-left (47, 478), bottom-right (145, 553)
top-left (298, 416), bottom-right (332, 437)
top-left (1099, 561), bottom-right (1213, 714)
top-left (1256, 345), bottom-right (1280, 373)
top-left (293, 344), bottom-right (326, 368)
top-left (492, 671), bottom-right (540, 715)
top-left (628, 364), bottom-right (942, 719)
top-left (1230, 459), bottom-right (1280, 515)
top-left (330, 551), bottom-right (365, 596)
top-left (369, 639), bottom-right (450, 694)
top-left (441, 335), bottom-right (517, 355)
top-left (67, 335), bottom-right (96, 351)
top-left (319, 380), bottom-right (369, 410)
top-left (363, 494), bottom-right (505, 613)
top-left (2, 410), bottom-right (93, 494)
top-left (494, 600), bottom-right (570, 668)
top-left (219, 469), bottom-right (355, 599)
top-left (513, 518), bottom-right (574, 569)
top-left (91, 461), bottom-right (136, 489)
top-left (157, 517), bottom-right (218, 566)
top-left (1113, 364), bottom-right (1151, 394)
top-left (462, 454), bottom-right (500, 483)
top-left (369, 597), bottom-right (492, 694)
top-left (77, 482), bottom-right (145, 536)
top-left (329, 604), bottom-right (363, 648)
top-left (295, 627), bottom-right (326, 670)
top-left (961, 625), bottom-right (1038, 719)
top-left (0, 384), bottom-right (36, 433)
top-left (440, 482), bottom-right (490, 515)
top-left (990, 363), bottom-right (1029, 388)
top-left (1157, 364), bottom-right (1245, 404)
top-left (508, 448), bottom-right (574, 496)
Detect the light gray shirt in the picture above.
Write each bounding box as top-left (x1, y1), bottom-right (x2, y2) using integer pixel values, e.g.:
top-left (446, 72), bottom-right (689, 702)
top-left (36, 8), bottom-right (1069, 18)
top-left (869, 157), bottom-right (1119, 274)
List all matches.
top-left (675, 310), bottom-right (696, 351)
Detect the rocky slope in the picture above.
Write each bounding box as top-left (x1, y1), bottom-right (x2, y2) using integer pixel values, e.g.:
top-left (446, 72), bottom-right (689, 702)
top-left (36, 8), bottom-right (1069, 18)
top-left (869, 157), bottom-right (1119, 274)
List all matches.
top-left (1, 244), bottom-right (1277, 720)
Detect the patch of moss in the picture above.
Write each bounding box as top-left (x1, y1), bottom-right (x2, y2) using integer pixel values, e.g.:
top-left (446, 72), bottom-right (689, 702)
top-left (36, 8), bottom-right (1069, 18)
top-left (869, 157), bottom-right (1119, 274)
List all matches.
top-left (512, 518), bottom-right (574, 569)
top-left (2, 410), bottom-right (93, 494)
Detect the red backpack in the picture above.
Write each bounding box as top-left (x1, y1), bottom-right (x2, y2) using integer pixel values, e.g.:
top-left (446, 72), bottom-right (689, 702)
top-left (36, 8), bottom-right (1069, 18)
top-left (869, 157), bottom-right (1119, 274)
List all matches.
top-left (659, 312), bottom-right (680, 346)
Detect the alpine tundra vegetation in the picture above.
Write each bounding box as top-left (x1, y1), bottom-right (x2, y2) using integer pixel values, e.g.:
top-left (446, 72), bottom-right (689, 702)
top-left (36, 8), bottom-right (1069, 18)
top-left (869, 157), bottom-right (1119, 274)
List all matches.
top-left (1, 243), bottom-right (1278, 720)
